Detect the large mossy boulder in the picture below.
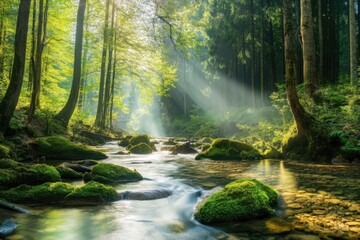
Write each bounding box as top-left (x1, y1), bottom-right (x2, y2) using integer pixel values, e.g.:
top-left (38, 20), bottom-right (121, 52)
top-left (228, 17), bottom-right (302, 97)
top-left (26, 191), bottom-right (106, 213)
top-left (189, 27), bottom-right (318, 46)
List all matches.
top-left (64, 181), bottom-right (119, 204)
top-left (84, 163), bottom-right (143, 183)
top-left (194, 179), bottom-right (278, 224)
top-left (129, 134), bottom-right (151, 146)
top-left (195, 138), bottom-right (263, 160)
top-left (56, 165), bottom-right (83, 179)
top-left (30, 136), bottom-right (108, 160)
top-left (0, 159), bottom-right (61, 188)
top-left (171, 142), bottom-right (198, 154)
top-left (129, 143), bottom-right (153, 154)
top-left (118, 135), bottom-right (133, 147)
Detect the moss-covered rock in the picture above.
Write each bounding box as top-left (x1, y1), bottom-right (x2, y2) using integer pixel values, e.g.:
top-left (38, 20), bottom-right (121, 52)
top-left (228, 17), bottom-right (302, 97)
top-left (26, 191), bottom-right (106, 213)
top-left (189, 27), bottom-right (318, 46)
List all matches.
top-left (1, 182), bottom-right (75, 204)
top-left (30, 136), bottom-right (107, 160)
top-left (171, 142), bottom-right (198, 154)
top-left (128, 143), bottom-right (153, 154)
top-left (84, 163), bottom-right (143, 183)
top-left (195, 138), bottom-right (263, 160)
top-left (194, 179), bottom-right (278, 224)
top-left (129, 134), bottom-right (151, 146)
top-left (264, 148), bottom-right (283, 159)
top-left (56, 165), bottom-right (83, 179)
top-left (0, 159), bottom-right (61, 188)
top-left (65, 181), bottom-right (119, 203)
top-left (74, 160), bottom-right (99, 166)
top-left (118, 135), bottom-right (132, 147)
top-left (0, 145), bottom-right (10, 158)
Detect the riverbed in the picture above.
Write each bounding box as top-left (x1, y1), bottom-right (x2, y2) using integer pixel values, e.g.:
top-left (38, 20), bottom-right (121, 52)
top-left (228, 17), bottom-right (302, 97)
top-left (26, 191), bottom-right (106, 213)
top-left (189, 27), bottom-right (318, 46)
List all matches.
top-left (1, 141), bottom-right (360, 240)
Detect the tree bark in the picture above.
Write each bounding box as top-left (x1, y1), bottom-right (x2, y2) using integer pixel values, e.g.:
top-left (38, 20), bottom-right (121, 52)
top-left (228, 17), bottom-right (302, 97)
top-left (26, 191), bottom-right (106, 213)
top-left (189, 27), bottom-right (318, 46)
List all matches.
top-left (300, 0), bottom-right (317, 98)
top-left (260, 0), bottom-right (264, 106)
top-left (28, 0), bottom-right (36, 91)
top-left (95, 0), bottom-right (110, 128)
top-left (0, 5), bottom-right (5, 83)
top-left (349, 0), bottom-right (358, 85)
top-left (109, 30), bottom-right (117, 129)
top-left (54, 0), bottom-right (86, 127)
top-left (102, 0), bottom-right (115, 128)
top-left (283, 0), bottom-right (312, 138)
top-left (318, 0), bottom-right (324, 84)
top-left (0, 0), bottom-right (32, 133)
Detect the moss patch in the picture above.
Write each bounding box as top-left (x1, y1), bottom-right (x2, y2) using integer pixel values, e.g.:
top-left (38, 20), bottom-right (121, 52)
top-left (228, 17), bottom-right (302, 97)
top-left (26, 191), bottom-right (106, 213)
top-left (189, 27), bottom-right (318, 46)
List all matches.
top-left (194, 179), bottom-right (278, 224)
top-left (0, 159), bottom-right (61, 188)
top-left (128, 143), bottom-right (153, 154)
top-left (129, 134), bottom-right (151, 146)
top-left (84, 163), bottom-right (143, 183)
top-left (0, 145), bottom-right (10, 158)
top-left (56, 165), bottom-right (83, 179)
top-left (1, 182), bottom-right (75, 204)
top-left (195, 138), bottom-right (263, 160)
top-left (65, 181), bottom-right (118, 203)
top-left (30, 136), bottom-right (107, 160)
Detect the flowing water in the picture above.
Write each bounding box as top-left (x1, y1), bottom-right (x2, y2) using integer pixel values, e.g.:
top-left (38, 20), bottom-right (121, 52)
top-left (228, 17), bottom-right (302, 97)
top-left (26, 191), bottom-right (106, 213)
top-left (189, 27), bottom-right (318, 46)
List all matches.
top-left (2, 141), bottom-right (360, 240)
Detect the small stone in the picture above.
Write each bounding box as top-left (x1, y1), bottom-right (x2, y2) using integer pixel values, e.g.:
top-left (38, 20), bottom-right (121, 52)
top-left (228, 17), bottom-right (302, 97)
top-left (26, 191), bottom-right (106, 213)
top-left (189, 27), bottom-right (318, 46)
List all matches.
top-left (305, 188), bottom-right (317, 193)
top-left (347, 222), bottom-right (360, 226)
top-left (313, 210), bottom-right (327, 215)
top-left (288, 203), bottom-right (302, 209)
top-left (350, 227), bottom-right (360, 233)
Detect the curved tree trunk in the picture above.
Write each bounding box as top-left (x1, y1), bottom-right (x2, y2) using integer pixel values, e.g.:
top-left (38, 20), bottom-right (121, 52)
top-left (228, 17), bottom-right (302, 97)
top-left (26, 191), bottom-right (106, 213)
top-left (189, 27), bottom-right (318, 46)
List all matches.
top-left (54, 0), bottom-right (86, 127)
top-left (0, 0), bottom-right (32, 133)
top-left (300, 0), bottom-right (317, 99)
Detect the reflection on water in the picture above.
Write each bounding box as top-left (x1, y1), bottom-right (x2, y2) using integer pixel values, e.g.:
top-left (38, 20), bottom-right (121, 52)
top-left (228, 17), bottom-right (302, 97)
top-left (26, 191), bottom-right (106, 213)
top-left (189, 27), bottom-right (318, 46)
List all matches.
top-left (2, 142), bottom-right (360, 240)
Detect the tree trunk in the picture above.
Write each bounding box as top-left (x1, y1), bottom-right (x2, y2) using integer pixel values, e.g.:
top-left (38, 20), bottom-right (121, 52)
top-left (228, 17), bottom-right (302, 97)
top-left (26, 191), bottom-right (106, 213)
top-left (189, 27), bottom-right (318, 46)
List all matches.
top-left (0, 5), bottom-right (5, 83)
top-left (300, 0), bottom-right (317, 99)
top-left (54, 0), bottom-right (86, 127)
top-left (318, 0), bottom-right (324, 84)
top-left (260, 0), bottom-right (264, 106)
top-left (102, 0), bottom-right (115, 128)
top-left (28, 0), bottom-right (36, 91)
top-left (250, 0), bottom-right (256, 108)
top-left (283, 0), bottom-right (312, 137)
top-left (95, 0), bottom-right (110, 128)
top-left (0, 0), bottom-right (32, 133)
top-left (109, 30), bottom-right (117, 129)
top-left (350, 0), bottom-right (358, 85)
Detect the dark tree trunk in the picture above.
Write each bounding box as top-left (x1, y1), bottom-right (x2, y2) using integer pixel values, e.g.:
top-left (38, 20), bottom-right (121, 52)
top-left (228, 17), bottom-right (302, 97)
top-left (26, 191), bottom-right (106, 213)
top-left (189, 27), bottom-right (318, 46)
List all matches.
top-left (109, 31), bottom-right (117, 129)
top-left (0, 0), bottom-right (32, 133)
top-left (28, 0), bottom-right (36, 91)
top-left (102, 0), bottom-right (115, 128)
top-left (250, 0), bottom-right (256, 108)
top-left (318, 0), bottom-right (324, 84)
top-left (95, 0), bottom-right (110, 128)
top-left (0, 5), bottom-right (5, 83)
top-left (260, 0), bottom-right (264, 106)
top-left (54, 0), bottom-right (86, 127)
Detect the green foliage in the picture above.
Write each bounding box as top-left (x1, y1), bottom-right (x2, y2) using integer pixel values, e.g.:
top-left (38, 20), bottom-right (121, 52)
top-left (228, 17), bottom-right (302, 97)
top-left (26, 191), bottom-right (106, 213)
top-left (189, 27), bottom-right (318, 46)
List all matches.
top-left (128, 143), bottom-right (153, 154)
top-left (30, 136), bottom-right (107, 160)
top-left (195, 138), bottom-right (263, 160)
top-left (84, 163), bottom-right (143, 184)
top-left (194, 179), bottom-right (278, 223)
top-left (0, 144), bottom-right (10, 158)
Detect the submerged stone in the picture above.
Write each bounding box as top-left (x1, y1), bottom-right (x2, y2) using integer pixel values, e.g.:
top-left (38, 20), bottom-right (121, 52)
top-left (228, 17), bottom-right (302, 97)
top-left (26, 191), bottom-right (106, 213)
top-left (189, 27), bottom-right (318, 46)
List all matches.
top-left (30, 136), bottom-right (108, 160)
top-left (195, 138), bottom-right (263, 160)
top-left (84, 163), bottom-right (143, 183)
top-left (194, 179), bottom-right (278, 224)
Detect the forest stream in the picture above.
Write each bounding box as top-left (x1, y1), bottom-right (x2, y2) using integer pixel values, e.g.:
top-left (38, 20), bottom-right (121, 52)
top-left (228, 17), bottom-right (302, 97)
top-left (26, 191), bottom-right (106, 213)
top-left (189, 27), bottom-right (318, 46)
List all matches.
top-left (1, 140), bottom-right (360, 240)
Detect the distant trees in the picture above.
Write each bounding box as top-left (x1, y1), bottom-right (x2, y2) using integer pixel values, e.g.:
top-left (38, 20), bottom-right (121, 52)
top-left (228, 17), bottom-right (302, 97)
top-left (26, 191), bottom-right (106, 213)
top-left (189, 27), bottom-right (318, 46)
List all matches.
top-left (0, 0), bottom-right (32, 133)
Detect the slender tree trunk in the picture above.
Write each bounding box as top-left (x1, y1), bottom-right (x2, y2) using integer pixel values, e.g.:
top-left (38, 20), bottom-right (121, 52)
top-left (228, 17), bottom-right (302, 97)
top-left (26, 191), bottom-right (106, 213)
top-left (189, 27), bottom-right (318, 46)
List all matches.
top-left (110, 30), bottom-right (117, 129)
top-left (350, 0), bottom-right (358, 85)
top-left (0, 5), bottom-right (5, 83)
top-left (78, 2), bottom-right (89, 111)
top-left (260, 0), bottom-right (264, 106)
top-left (95, 0), bottom-right (110, 128)
top-left (250, 0), bottom-right (255, 108)
top-left (54, 0), bottom-right (86, 127)
top-left (0, 0), bottom-right (32, 133)
top-left (300, 0), bottom-right (317, 99)
top-left (102, 0), bottom-right (115, 128)
top-left (318, 0), bottom-right (324, 84)
top-left (28, 0), bottom-right (36, 91)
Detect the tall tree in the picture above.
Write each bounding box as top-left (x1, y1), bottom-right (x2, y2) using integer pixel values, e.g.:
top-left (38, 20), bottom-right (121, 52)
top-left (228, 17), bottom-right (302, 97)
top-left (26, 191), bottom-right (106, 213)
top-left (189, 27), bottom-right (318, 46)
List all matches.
top-left (95, 0), bottom-right (111, 128)
top-left (0, 0), bottom-right (32, 133)
top-left (28, 0), bottom-right (36, 91)
top-left (300, 0), bottom-right (317, 98)
top-left (54, 0), bottom-right (86, 127)
top-left (318, 0), bottom-right (323, 83)
top-left (29, 0), bottom-right (49, 116)
top-left (349, 0), bottom-right (358, 85)
top-left (0, 2), bottom-right (5, 83)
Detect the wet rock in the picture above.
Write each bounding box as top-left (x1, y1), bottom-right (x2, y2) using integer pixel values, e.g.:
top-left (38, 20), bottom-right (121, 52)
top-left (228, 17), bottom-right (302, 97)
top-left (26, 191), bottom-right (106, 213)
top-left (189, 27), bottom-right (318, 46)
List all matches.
top-left (171, 142), bottom-right (198, 155)
top-left (128, 143), bottom-right (153, 154)
top-left (74, 160), bottom-right (99, 166)
top-left (312, 210), bottom-right (327, 215)
top-left (114, 151), bottom-right (130, 155)
top-left (56, 165), bottom-right (83, 179)
top-left (62, 162), bottom-right (92, 173)
top-left (0, 219), bottom-right (17, 237)
top-left (288, 203), bottom-right (302, 209)
top-left (118, 189), bottom-right (172, 200)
